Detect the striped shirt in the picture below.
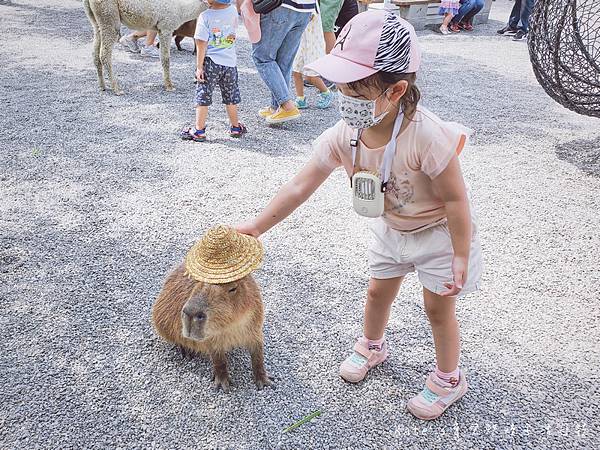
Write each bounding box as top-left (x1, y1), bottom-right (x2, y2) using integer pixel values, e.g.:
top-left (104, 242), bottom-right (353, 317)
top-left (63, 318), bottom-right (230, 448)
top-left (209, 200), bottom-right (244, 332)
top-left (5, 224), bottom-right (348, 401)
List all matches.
top-left (282, 0), bottom-right (317, 13)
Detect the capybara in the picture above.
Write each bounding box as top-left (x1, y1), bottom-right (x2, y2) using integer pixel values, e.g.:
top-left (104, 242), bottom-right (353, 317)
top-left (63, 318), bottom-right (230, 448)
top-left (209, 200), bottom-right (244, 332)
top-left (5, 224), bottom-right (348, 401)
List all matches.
top-left (152, 264), bottom-right (271, 392)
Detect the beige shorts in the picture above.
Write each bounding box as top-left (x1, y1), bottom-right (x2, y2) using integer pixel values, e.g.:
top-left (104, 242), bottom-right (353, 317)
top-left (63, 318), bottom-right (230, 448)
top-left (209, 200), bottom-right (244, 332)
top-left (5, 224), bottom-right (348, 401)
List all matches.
top-left (368, 219), bottom-right (483, 297)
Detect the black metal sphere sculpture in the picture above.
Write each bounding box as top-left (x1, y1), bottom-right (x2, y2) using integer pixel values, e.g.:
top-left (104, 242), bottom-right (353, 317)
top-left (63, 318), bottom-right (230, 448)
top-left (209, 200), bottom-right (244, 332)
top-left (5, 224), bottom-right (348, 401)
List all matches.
top-left (528, 0), bottom-right (600, 117)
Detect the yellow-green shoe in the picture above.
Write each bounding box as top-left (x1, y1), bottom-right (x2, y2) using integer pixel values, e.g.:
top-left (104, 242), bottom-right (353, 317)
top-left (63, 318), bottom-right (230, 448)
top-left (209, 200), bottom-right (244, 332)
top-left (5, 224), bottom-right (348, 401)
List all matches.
top-left (265, 107), bottom-right (301, 124)
top-left (258, 107), bottom-right (275, 118)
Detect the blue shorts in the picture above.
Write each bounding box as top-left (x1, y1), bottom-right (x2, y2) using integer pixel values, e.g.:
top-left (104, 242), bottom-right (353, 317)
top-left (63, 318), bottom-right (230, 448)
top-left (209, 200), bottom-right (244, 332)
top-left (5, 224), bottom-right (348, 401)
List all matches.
top-left (195, 58), bottom-right (241, 106)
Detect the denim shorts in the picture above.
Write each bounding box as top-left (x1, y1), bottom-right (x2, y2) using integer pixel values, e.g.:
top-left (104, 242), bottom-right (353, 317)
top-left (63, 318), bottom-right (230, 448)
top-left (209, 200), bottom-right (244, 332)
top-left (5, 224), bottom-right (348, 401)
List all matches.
top-left (195, 58), bottom-right (241, 106)
top-left (368, 219), bottom-right (483, 297)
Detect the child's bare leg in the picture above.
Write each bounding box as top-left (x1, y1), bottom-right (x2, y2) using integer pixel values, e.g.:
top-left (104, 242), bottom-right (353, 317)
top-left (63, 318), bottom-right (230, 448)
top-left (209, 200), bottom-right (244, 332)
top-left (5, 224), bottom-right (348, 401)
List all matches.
top-left (293, 71), bottom-right (304, 98)
top-left (442, 13), bottom-right (453, 28)
top-left (195, 106), bottom-right (209, 130)
top-left (364, 277), bottom-right (404, 340)
top-left (339, 276), bottom-right (403, 383)
top-left (131, 30), bottom-right (147, 40)
top-left (406, 288), bottom-right (465, 420)
top-left (423, 288), bottom-right (460, 372)
top-left (307, 76), bottom-right (328, 94)
top-left (225, 104), bottom-right (239, 126)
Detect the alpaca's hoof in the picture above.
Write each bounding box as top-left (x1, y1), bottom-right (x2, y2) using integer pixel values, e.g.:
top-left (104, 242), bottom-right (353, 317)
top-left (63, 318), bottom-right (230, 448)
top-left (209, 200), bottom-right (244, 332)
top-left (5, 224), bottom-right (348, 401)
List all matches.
top-left (165, 84), bottom-right (175, 92)
top-left (114, 89), bottom-right (124, 96)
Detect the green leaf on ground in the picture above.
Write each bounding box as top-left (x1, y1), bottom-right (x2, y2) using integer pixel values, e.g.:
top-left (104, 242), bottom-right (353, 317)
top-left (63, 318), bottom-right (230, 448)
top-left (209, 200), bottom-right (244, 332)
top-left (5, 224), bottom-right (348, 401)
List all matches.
top-left (282, 410), bottom-right (322, 434)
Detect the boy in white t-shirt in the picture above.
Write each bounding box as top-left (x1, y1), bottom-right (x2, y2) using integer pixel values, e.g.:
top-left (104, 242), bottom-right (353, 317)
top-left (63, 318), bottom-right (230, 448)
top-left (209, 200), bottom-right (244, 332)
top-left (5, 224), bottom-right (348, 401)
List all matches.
top-left (181, 0), bottom-right (246, 142)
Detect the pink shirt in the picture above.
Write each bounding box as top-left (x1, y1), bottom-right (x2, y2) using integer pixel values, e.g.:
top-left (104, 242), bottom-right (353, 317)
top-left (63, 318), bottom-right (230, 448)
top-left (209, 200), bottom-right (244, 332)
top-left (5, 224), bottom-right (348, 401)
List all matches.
top-left (311, 106), bottom-right (472, 233)
top-left (237, 0), bottom-right (261, 43)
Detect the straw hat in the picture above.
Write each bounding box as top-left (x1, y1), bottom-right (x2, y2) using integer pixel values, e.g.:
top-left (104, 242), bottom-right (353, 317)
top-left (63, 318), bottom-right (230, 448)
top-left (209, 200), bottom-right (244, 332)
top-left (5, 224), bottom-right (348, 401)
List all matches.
top-left (184, 225), bottom-right (263, 284)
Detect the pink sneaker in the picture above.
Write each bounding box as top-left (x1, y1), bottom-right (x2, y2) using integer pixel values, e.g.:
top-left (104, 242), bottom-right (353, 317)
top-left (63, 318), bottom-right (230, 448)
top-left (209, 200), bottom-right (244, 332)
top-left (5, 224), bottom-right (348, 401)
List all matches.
top-left (339, 337), bottom-right (389, 383)
top-left (407, 370), bottom-right (468, 420)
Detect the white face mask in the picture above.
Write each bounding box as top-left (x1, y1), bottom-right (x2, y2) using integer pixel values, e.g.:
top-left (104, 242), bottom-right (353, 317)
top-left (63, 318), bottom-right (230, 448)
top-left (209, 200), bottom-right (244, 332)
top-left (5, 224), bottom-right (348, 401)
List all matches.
top-left (338, 89), bottom-right (391, 129)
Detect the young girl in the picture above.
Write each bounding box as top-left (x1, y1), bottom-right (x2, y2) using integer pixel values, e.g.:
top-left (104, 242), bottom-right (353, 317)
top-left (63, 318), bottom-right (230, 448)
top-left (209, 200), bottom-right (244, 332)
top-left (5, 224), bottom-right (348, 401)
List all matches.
top-left (236, 11), bottom-right (483, 420)
top-left (292, 10), bottom-right (335, 110)
top-left (439, 0), bottom-right (460, 34)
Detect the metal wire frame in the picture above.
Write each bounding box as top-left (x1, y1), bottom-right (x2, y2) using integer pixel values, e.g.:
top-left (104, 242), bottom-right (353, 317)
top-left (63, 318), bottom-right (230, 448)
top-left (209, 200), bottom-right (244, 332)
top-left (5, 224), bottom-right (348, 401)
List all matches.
top-left (528, 0), bottom-right (600, 117)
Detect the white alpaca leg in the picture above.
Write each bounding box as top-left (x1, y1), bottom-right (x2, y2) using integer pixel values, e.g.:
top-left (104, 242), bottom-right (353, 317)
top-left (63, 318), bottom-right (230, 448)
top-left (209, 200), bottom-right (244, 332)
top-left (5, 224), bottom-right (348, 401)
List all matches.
top-left (99, 27), bottom-right (123, 95)
top-left (92, 28), bottom-right (105, 91)
top-left (83, 0), bottom-right (105, 91)
top-left (159, 30), bottom-right (175, 91)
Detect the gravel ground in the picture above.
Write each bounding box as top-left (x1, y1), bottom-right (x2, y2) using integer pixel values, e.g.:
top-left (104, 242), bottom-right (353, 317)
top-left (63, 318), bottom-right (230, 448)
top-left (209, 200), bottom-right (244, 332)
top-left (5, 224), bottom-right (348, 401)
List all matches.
top-left (1, 1), bottom-right (599, 448)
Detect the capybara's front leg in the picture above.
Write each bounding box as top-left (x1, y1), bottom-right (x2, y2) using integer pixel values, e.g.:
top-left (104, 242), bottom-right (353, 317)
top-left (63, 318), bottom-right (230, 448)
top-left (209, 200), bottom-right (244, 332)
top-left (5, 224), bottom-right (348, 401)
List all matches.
top-left (250, 343), bottom-right (273, 390)
top-left (211, 352), bottom-right (231, 393)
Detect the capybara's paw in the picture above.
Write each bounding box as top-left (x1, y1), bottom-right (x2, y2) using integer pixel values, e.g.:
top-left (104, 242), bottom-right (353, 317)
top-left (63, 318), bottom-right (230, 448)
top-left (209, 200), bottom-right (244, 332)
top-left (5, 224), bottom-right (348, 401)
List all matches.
top-left (178, 346), bottom-right (194, 359)
top-left (254, 373), bottom-right (274, 390)
top-left (212, 373), bottom-right (231, 393)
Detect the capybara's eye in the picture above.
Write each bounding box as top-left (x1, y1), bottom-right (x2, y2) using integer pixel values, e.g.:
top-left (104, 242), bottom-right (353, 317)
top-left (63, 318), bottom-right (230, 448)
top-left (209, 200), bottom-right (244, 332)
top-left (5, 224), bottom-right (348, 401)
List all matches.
top-left (228, 287), bottom-right (237, 293)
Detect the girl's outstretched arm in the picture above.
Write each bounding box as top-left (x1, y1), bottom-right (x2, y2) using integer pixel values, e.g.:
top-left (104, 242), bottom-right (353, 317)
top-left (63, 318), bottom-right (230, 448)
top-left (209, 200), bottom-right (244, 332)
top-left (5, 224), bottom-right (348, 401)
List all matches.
top-left (236, 160), bottom-right (333, 238)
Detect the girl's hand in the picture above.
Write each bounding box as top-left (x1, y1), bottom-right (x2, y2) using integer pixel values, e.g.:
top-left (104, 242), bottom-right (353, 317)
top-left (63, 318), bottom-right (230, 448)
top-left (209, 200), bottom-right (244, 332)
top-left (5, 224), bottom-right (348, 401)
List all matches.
top-left (195, 67), bottom-right (205, 83)
top-left (235, 221), bottom-right (261, 238)
top-left (440, 255), bottom-right (468, 297)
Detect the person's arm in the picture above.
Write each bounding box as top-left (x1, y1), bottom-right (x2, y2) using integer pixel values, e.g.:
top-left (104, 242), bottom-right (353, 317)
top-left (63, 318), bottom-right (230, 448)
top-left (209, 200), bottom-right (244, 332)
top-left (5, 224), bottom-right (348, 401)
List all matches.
top-left (236, 160), bottom-right (333, 237)
top-left (431, 155), bottom-right (472, 297)
top-left (324, 31), bottom-right (336, 54)
top-left (195, 39), bottom-right (208, 81)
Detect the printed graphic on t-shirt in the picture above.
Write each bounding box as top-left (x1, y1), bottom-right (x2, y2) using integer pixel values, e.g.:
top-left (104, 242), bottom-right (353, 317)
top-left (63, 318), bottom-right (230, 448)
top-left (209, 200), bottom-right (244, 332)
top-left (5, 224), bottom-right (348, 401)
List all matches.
top-left (386, 173), bottom-right (415, 210)
top-left (208, 27), bottom-right (236, 49)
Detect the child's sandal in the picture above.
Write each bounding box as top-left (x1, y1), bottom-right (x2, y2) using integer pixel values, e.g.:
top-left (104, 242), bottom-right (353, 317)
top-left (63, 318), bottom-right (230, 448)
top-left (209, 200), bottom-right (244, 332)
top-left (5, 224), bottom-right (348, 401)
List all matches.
top-left (230, 123), bottom-right (247, 138)
top-left (181, 127), bottom-right (207, 142)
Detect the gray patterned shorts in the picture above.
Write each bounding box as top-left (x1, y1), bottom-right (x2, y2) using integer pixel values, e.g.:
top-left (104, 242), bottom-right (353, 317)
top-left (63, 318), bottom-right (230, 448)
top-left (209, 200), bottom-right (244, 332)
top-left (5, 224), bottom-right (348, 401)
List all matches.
top-left (195, 58), bottom-right (241, 106)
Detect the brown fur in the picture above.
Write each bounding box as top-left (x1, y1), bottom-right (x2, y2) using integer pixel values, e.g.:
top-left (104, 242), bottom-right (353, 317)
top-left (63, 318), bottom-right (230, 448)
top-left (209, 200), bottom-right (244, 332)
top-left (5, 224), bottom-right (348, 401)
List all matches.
top-left (173, 20), bottom-right (196, 52)
top-left (152, 264), bottom-right (271, 392)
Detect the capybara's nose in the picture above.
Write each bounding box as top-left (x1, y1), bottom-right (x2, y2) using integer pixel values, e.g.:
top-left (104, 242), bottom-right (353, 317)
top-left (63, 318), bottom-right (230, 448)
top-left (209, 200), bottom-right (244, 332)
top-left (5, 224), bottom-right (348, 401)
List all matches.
top-left (182, 305), bottom-right (206, 321)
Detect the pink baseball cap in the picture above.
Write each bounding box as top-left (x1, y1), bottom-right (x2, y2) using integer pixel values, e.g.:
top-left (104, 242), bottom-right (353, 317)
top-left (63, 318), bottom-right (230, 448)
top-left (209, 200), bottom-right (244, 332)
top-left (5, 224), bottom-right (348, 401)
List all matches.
top-left (306, 10), bottom-right (421, 84)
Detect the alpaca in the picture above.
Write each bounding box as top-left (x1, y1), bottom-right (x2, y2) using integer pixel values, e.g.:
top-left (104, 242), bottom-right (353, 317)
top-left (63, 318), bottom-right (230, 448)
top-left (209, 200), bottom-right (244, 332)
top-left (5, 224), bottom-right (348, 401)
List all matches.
top-left (83, 0), bottom-right (207, 94)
